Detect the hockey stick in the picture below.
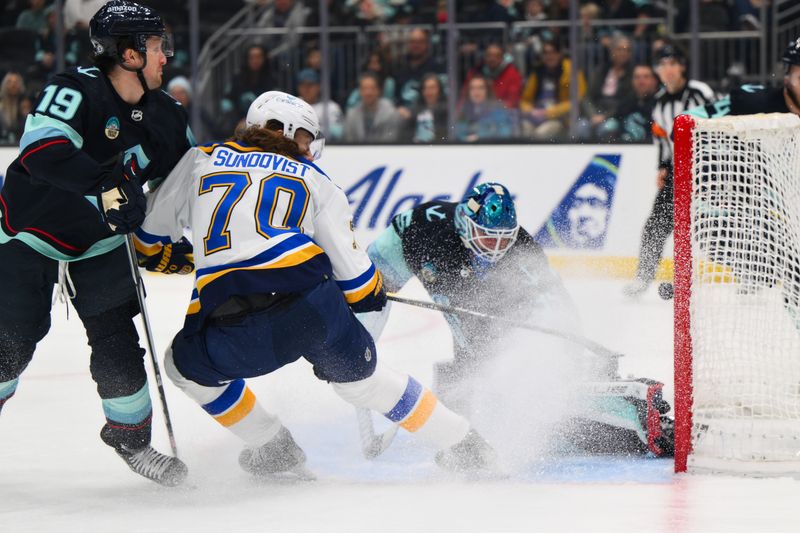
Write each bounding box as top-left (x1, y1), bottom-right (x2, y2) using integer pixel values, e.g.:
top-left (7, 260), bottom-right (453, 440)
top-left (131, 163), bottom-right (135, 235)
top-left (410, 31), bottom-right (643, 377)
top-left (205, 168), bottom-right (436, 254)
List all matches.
top-left (124, 234), bottom-right (179, 457)
top-left (355, 407), bottom-right (399, 459)
top-left (386, 293), bottom-right (623, 360)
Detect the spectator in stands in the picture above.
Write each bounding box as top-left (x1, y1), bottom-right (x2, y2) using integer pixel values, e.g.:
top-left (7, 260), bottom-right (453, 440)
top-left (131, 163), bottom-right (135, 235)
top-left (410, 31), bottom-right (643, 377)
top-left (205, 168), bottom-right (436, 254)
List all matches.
top-left (409, 73), bottom-right (448, 143)
top-left (598, 0), bottom-right (647, 44)
top-left (512, 0), bottom-right (551, 70)
top-left (31, 5), bottom-right (87, 87)
top-left (220, 44), bottom-right (276, 132)
top-left (344, 72), bottom-right (402, 142)
top-left (63, 0), bottom-right (106, 30)
top-left (346, 50), bottom-right (396, 111)
top-left (392, 28), bottom-right (444, 117)
top-left (462, 42), bottom-right (523, 110)
top-left (167, 76), bottom-right (223, 142)
top-left (580, 34), bottom-right (635, 141)
top-left (305, 0), bottom-right (358, 26)
top-left (16, 0), bottom-right (48, 34)
top-left (477, 0), bottom-right (520, 23)
top-left (455, 74), bottom-right (514, 142)
top-left (297, 68), bottom-right (345, 141)
top-left (735, 0), bottom-right (764, 30)
top-left (0, 71), bottom-right (26, 144)
top-left (615, 63), bottom-right (659, 142)
top-left (519, 38), bottom-right (586, 141)
top-left (579, 2), bottom-right (601, 45)
top-left (256, 0), bottom-right (308, 63)
top-left (345, 0), bottom-right (399, 24)
top-left (305, 47), bottom-right (322, 73)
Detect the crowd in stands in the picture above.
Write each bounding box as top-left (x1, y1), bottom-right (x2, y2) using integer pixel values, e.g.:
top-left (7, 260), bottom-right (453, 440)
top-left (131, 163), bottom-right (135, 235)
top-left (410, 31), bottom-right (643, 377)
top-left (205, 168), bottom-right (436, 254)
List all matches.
top-left (0, 0), bottom-right (774, 145)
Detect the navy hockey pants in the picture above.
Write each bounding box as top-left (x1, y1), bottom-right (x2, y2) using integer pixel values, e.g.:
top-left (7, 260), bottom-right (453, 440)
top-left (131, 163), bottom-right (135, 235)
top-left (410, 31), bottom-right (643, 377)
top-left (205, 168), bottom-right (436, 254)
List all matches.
top-left (0, 240), bottom-right (152, 449)
top-left (171, 278), bottom-right (378, 388)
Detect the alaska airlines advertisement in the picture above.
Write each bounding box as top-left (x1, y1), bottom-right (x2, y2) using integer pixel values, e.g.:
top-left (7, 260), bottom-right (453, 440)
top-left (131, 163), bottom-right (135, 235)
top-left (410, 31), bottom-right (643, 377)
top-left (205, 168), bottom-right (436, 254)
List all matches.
top-left (317, 145), bottom-right (659, 262)
top-left (0, 144), bottom-right (661, 276)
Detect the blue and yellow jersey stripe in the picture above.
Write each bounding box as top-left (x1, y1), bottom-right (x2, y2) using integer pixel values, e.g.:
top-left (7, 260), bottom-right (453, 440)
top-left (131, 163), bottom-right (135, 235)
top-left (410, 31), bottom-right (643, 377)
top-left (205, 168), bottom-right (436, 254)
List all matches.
top-left (337, 263), bottom-right (383, 306)
top-left (194, 234), bottom-right (324, 293)
top-left (197, 141), bottom-right (264, 156)
top-left (133, 229), bottom-right (171, 258)
top-left (182, 232), bottom-right (333, 334)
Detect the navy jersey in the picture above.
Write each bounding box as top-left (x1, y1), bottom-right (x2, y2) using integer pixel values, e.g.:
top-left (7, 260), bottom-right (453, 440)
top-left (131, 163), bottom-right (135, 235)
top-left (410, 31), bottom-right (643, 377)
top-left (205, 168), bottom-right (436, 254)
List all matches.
top-left (0, 66), bottom-right (193, 260)
top-left (368, 200), bottom-right (566, 358)
top-left (688, 84), bottom-right (790, 119)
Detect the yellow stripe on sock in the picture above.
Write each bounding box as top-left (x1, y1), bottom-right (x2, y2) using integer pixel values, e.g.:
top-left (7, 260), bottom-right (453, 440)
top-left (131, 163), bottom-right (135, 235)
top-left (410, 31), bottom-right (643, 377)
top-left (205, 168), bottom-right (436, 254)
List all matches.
top-left (214, 387), bottom-right (256, 427)
top-left (400, 389), bottom-right (437, 432)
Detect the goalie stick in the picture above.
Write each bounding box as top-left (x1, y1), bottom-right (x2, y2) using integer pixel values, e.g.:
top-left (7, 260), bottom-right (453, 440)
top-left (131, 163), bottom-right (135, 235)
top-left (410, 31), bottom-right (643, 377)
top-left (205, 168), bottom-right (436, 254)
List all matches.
top-left (356, 293), bottom-right (624, 459)
top-left (387, 292), bottom-right (623, 360)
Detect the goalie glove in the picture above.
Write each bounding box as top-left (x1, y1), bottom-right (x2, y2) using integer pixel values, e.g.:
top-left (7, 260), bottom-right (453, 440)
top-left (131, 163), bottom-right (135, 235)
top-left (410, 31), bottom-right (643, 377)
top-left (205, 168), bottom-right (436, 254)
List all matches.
top-left (137, 238), bottom-right (195, 275)
top-left (98, 153), bottom-right (147, 234)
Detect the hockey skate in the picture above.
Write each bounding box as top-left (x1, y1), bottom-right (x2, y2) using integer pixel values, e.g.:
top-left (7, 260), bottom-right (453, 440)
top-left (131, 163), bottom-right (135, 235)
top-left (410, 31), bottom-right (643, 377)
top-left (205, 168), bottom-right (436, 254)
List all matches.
top-left (622, 279), bottom-right (649, 298)
top-left (435, 429), bottom-right (500, 476)
top-left (239, 426), bottom-right (315, 481)
top-left (115, 445), bottom-right (188, 487)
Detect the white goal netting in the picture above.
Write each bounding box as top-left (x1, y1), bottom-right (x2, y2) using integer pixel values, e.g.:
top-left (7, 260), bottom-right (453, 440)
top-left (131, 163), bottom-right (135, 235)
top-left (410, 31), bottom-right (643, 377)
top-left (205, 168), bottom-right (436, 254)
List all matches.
top-left (682, 113), bottom-right (800, 475)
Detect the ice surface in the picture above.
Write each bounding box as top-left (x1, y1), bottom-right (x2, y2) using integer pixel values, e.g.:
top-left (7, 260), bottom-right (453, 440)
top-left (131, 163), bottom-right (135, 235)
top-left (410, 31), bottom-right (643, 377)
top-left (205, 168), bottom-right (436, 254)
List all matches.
top-left (2, 275), bottom-right (799, 532)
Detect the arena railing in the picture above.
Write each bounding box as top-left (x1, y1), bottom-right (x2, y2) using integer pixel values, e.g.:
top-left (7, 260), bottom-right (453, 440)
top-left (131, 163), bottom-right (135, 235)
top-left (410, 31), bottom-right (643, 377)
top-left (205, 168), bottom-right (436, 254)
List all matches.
top-left (194, 17), bottom-right (667, 144)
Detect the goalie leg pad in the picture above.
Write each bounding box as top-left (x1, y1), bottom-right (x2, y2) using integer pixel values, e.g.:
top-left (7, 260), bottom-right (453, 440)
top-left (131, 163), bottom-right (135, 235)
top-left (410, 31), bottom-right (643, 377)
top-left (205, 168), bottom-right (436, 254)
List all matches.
top-left (568, 378), bottom-right (674, 457)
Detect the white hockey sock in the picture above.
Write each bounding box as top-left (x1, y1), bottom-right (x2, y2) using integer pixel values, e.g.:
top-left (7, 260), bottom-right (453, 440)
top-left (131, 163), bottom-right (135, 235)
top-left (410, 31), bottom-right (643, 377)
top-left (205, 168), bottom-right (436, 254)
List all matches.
top-left (332, 363), bottom-right (470, 449)
top-left (164, 348), bottom-right (281, 447)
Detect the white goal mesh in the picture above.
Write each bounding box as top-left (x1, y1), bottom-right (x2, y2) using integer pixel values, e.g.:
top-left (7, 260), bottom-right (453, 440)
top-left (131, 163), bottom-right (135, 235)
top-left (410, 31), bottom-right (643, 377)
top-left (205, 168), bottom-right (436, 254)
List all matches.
top-left (675, 113), bottom-right (800, 475)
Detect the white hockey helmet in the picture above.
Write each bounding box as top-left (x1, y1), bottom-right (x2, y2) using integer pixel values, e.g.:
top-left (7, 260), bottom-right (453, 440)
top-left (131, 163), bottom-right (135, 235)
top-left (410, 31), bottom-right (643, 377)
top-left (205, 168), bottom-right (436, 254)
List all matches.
top-left (245, 91), bottom-right (325, 160)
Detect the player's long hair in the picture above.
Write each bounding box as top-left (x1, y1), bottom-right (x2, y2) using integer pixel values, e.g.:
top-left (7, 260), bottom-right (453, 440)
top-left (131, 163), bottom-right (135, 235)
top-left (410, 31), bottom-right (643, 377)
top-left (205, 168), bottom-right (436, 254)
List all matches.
top-left (231, 122), bottom-right (306, 159)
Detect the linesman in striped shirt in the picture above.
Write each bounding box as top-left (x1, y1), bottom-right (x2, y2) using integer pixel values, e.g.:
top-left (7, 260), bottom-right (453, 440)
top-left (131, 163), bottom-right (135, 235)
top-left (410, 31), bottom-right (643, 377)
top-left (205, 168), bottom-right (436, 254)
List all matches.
top-left (624, 44), bottom-right (715, 297)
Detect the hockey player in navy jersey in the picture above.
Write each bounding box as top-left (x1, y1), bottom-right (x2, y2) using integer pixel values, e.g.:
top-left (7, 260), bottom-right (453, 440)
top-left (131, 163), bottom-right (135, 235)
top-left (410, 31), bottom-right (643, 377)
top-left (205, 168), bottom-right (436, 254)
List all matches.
top-left (136, 91), bottom-right (498, 477)
top-left (364, 184), bottom-right (675, 457)
top-left (689, 37), bottom-right (800, 119)
top-left (0, 1), bottom-right (193, 486)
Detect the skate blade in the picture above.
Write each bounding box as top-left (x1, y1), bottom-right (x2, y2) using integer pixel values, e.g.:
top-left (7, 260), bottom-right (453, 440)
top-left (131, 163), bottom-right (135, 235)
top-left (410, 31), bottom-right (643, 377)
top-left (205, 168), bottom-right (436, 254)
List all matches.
top-left (250, 464), bottom-right (317, 484)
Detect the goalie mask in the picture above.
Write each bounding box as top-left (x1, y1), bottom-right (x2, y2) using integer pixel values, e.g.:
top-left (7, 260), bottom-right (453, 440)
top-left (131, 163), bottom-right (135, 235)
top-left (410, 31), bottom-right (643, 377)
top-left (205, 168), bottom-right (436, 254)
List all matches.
top-left (246, 91), bottom-right (325, 160)
top-left (455, 183), bottom-right (519, 263)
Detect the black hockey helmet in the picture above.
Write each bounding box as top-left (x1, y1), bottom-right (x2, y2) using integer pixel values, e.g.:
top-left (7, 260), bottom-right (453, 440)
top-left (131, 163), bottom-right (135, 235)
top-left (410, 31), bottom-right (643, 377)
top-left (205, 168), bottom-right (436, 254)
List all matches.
top-left (782, 37), bottom-right (800, 67)
top-left (89, 1), bottom-right (172, 61)
top-left (654, 43), bottom-right (686, 65)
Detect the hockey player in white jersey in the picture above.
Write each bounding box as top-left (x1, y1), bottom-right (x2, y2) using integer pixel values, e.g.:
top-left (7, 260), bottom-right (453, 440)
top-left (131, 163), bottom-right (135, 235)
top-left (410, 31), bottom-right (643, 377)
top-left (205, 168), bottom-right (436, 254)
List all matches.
top-left (135, 92), bottom-right (495, 477)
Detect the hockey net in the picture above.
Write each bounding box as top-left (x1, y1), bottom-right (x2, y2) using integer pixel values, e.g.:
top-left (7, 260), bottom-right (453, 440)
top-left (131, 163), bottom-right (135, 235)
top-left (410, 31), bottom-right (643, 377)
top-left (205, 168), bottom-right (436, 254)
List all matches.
top-left (674, 113), bottom-right (800, 475)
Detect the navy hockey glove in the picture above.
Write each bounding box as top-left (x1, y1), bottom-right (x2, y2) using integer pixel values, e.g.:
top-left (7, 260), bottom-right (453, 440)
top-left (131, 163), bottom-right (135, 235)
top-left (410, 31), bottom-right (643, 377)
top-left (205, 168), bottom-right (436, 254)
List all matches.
top-left (98, 154), bottom-right (147, 234)
top-left (350, 270), bottom-right (388, 313)
top-left (137, 238), bottom-right (195, 275)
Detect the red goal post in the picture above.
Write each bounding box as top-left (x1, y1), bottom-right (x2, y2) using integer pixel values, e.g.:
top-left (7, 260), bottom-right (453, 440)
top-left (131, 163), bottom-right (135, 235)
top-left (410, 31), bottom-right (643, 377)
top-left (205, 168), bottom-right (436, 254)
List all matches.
top-left (673, 112), bottom-right (800, 475)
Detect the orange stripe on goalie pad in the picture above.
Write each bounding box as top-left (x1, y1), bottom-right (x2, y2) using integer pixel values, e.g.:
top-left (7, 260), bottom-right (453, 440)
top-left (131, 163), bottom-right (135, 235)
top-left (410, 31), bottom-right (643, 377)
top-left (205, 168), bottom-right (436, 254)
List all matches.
top-left (400, 390), bottom-right (437, 432)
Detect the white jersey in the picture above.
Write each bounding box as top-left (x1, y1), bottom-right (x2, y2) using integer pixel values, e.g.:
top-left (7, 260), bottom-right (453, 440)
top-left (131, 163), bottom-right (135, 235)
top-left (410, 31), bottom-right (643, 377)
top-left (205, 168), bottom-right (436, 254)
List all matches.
top-left (135, 141), bottom-right (382, 332)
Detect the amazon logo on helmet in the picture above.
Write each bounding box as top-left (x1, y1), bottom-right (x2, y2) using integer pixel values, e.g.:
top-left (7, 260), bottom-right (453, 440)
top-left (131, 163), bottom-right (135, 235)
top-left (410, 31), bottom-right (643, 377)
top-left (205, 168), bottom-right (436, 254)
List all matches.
top-left (89, 1), bottom-right (171, 62)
